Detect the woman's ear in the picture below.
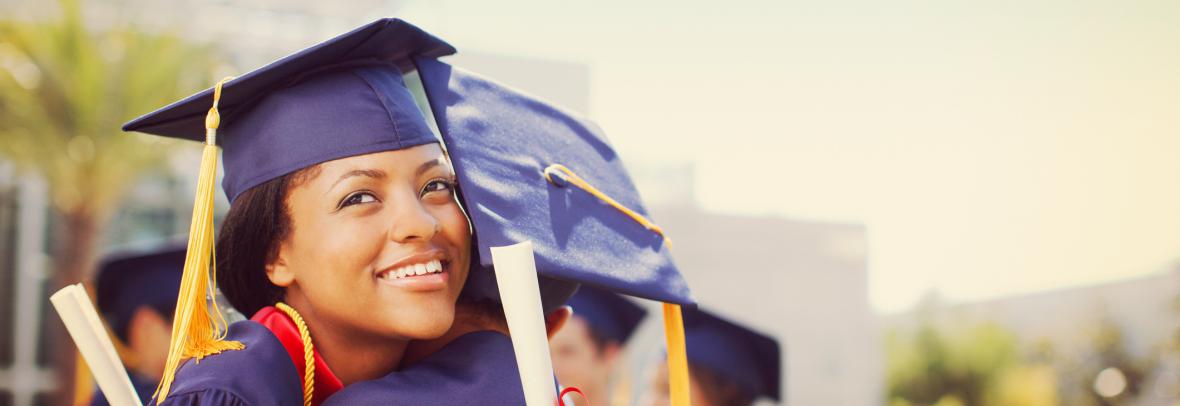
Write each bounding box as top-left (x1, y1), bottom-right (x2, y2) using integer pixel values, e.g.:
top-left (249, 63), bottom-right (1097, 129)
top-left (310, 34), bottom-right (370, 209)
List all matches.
top-left (545, 305), bottom-right (573, 340)
top-left (265, 245), bottom-right (295, 287)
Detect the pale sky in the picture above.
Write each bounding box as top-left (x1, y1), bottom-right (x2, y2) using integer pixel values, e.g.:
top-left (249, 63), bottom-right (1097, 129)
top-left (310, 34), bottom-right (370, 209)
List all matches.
top-left (395, 0), bottom-right (1180, 313)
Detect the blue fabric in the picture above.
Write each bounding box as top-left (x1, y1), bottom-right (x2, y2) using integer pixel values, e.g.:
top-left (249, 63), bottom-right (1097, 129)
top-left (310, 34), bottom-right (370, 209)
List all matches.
top-left (683, 307), bottom-right (781, 401)
top-left (95, 243), bottom-right (185, 343)
top-left (149, 321), bottom-right (302, 406)
top-left (566, 285), bottom-right (647, 344)
top-left (214, 62), bottom-right (437, 201)
top-left (322, 331), bottom-right (525, 405)
top-left (122, 18), bottom-right (452, 202)
top-left (414, 56), bottom-right (694, 306)
top-left (89, 372), bottom-right (157, 406)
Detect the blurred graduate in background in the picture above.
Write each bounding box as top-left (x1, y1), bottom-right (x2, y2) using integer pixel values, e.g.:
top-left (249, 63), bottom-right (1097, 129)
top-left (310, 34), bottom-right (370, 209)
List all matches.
top-left (641, 307), bottom-right (781, 406)
top-left (89, 244), bottom-right (185, 406)
top-left (551, 286), bottom-right (648, 406)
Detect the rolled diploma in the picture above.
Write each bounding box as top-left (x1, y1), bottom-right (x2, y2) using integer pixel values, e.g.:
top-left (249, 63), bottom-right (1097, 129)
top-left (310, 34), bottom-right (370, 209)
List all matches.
top-left (50, 283), bottom-right (143, 406)
top-left (491, 241), bottom-right (556, 406)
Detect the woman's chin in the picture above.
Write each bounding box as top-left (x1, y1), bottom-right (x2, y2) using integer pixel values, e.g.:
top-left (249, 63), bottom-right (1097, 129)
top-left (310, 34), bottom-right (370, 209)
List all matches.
top-left (380, 310), bottom-right (455, 339)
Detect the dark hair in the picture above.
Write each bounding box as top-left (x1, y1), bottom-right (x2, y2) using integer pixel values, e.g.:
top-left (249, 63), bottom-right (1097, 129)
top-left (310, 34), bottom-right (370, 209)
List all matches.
top-left (691, 362), bottom-right (756, 406)
top-left (216, 167), bottom-right (318, 317)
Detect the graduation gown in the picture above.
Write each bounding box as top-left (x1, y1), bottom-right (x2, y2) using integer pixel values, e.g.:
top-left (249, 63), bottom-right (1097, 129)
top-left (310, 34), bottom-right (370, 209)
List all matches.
top-left (150, 307), bottom-right (343, 406)
top-left (322, 331), bottom-right (526, 405)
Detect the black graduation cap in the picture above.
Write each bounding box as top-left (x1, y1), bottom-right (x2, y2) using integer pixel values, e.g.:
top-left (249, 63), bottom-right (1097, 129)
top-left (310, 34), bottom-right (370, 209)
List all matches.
top-left (95, 243), bottom-right (187, 343)
top-left (566, 285), bottom-right (647, 344)
top-left (683, 307), bottom-right (782, 402)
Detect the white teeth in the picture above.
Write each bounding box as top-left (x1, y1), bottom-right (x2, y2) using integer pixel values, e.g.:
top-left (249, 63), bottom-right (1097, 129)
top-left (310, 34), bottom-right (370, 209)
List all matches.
top-left (381, 259), bottom-right (445, 280)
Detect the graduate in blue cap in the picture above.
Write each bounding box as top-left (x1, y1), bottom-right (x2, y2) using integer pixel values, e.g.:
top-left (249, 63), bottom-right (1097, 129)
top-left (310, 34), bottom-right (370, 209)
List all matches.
top-left (121, 19), bottom-right (475, 405)
top-left (641, 307), bottom-right (782, 406)
top-left (550, 286), bottom-right (648, 406)
top-left (89, 244), bottom-right (185, 406)
top-left (323, 48), bottom-right (696, 405)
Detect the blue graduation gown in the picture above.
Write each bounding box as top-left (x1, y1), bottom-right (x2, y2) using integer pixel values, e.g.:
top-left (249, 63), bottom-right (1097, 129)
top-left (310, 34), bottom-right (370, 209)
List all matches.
top-left (323, 331), bottom-right (525, 405)
top-left (149, 321), bottom-right (303, 405)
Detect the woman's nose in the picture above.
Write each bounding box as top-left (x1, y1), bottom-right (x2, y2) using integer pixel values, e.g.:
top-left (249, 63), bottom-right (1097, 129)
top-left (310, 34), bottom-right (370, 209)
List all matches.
top-left (388, 197), bottom-right (439, 243)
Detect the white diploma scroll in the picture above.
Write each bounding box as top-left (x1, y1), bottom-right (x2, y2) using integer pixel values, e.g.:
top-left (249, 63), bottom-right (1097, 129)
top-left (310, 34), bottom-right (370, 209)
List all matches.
top-left (50, 283), bottom-right (144, 406)
top-left (491, 241), bottom-right (557, 406)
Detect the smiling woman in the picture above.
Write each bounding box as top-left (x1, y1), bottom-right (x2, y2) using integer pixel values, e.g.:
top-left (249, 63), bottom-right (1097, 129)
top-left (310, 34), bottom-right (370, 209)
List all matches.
top-left (119, 20), bottom-right (470, 406)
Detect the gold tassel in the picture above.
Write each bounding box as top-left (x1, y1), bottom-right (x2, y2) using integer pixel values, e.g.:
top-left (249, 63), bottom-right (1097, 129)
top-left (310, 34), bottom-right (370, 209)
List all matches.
top-left (663, 303), bottom-right (691, 406)
top-left (155, 77), bottom-right (244, 402)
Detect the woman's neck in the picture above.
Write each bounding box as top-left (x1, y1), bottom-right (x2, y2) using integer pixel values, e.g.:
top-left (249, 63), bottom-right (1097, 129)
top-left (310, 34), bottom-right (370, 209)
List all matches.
top-left (400, 302), bottom-right (509, 368)
top-left (284, 295), bottom-right (408, 386)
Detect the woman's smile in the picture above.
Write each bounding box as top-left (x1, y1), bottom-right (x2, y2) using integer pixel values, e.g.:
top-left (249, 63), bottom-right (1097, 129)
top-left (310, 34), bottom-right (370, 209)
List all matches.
top-left (374, 249), bottom-right (455, 292)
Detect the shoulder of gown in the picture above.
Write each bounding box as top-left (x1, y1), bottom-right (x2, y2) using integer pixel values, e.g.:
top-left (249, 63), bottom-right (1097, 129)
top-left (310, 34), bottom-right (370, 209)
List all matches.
top-left (323, 331), bottom-right (525, 405)
top-left (149, 320), bottom-right (303, 406)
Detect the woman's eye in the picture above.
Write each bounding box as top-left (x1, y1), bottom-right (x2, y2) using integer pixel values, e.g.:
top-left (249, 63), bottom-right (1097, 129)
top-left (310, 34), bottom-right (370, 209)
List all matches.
top-left (421, 179), bottom-right (455, 196)
top-left (340, 192), bottom-right (378, 208)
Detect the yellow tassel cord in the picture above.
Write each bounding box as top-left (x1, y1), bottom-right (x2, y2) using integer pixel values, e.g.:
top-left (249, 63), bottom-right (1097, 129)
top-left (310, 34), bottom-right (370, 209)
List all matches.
top-left (275, 302), bottom-right (316, 406)
top-left (543, 164), bottom-right (692, 406)
top-left (155, 77), bottom-right (244, 402)
top-left (663, 303), bottom-right (691, 406)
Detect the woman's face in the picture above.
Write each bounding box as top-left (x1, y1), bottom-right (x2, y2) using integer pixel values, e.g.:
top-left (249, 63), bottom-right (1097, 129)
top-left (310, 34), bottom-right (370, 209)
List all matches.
top-left (267, 144), bottom-right (471, 341)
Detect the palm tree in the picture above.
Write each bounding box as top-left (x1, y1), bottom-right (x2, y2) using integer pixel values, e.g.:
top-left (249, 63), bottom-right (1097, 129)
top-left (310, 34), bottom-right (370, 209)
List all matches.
top-left (0, 0), bottom-right (215, 402)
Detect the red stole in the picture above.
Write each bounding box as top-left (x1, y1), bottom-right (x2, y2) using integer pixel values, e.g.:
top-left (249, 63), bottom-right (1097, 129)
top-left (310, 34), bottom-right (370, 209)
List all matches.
top-left (252, 306), bottom-right (344, 405)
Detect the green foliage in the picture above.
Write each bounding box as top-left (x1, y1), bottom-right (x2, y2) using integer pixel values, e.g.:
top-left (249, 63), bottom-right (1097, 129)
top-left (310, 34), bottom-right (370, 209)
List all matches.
top-left (887, 317), bottom-right (1021, 405)
top-left (0, 0), bottom-right (215, 218)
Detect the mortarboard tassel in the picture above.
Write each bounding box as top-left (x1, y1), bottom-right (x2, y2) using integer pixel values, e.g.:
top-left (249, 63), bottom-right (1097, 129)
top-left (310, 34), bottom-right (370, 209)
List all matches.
top-left (663, 303), bottom-right (691, 406)
top-left (543, 164), bottom-right (693, 406)
top-left (155, 77), bottom-right (245, 402)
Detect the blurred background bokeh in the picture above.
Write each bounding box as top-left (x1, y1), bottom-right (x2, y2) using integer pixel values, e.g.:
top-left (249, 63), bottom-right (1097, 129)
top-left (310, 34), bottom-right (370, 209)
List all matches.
top-left (0, 0), bottom-right (1177, 405)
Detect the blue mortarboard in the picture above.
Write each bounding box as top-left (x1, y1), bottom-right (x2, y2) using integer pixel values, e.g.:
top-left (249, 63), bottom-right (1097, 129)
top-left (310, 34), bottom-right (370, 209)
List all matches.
top-left (413, 57), bottom-right (693, 306)
top-left (566, 285), bottom-right (647, 344)
top-left (95, 243), bottom-right (187, 343)
top-left (122, 18), bottom-right (454, 201)
top-left (683, 307), bottom-right (781, 402)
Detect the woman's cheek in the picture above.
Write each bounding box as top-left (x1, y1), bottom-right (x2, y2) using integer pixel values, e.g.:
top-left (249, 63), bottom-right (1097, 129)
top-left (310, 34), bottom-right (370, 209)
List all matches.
top-left (300, 215), bottom-right (382, 283)
top-left (434, 204), bottom-right (470, 244)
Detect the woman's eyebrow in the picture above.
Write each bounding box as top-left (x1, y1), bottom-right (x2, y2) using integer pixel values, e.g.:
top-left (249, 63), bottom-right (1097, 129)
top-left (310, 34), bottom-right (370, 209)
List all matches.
top-left (328, 169), bottom-right (386, 192)
top-left (415, 158), bottom-right (450, 177)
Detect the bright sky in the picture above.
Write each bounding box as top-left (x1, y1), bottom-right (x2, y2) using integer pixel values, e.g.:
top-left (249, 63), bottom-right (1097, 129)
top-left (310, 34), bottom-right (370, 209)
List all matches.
top-left (395, 0), bottom-right (1180, 313)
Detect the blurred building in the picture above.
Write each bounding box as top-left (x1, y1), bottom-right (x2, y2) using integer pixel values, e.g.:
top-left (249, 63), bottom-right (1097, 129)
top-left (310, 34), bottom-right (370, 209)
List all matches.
top-left (0, 164), bottom-right (54, 406)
